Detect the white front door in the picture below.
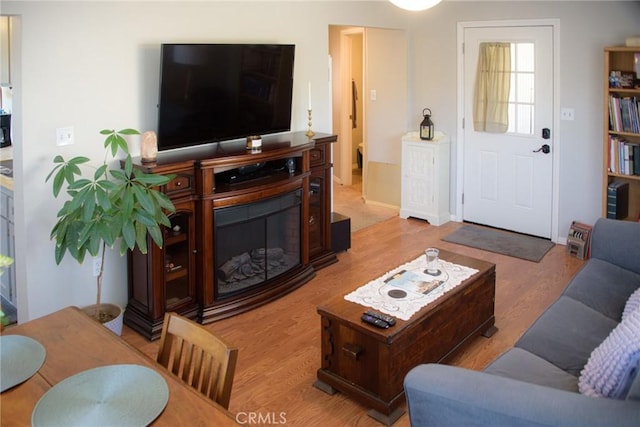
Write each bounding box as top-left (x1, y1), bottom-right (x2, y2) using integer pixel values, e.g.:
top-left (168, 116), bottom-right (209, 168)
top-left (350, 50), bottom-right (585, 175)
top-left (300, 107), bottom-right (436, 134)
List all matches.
top-left (463, 25), bottom-right (554, 238)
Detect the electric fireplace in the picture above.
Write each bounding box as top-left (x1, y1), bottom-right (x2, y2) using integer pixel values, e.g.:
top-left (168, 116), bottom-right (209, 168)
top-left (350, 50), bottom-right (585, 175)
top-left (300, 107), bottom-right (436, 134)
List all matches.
top-left (214, 189), bottom-right (302, 299)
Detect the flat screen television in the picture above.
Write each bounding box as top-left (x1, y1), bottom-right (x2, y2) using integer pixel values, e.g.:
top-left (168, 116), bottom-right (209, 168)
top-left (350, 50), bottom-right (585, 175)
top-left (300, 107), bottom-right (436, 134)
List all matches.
top-left (157, 43), bottom-right (295, 151)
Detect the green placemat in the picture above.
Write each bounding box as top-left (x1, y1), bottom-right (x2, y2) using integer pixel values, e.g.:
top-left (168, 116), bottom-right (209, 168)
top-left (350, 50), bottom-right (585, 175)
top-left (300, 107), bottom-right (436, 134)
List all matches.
top-left (32, 364), bottom-right (169, 427)
top-left (0, 335), bottom-right (46, 392)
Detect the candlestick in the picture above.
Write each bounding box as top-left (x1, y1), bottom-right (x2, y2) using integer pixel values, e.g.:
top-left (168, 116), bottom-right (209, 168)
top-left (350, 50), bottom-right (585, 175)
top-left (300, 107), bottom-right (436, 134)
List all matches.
top-left (306, 109), bottom-right (315, 137)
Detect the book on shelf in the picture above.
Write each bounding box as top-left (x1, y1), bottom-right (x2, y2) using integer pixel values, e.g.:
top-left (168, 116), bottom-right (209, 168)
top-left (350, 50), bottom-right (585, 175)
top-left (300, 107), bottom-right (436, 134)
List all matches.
top-left (608, 95), bottom-right (640, 133)
top-left (624, 143), bottom-right (631, 175)
top-left (607, 181), bottom-right (629, 220)
top-left (609, 95), bottom-right (622, 132)
top-left (609, 136), bottom-right (640, 176)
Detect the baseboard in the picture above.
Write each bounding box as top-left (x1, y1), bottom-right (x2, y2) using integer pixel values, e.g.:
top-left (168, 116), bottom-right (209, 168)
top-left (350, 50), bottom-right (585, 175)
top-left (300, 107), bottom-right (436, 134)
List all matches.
top-left (362, 198), bottom-right (399, 211)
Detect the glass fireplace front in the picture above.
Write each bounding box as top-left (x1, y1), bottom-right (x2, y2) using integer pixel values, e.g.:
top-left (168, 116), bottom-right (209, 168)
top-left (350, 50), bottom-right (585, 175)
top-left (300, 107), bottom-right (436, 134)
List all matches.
top-left (214, 189), bottom-right (302, 299)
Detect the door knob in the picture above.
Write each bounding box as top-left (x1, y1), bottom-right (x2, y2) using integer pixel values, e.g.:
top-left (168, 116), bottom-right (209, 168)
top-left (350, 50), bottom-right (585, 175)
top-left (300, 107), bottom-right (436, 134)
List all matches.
top-left (533, 144), bottom-right (550, 154)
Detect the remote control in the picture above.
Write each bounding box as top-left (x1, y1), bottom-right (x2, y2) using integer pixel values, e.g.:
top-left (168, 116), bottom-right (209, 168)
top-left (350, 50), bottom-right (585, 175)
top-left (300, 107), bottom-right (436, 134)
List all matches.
top-left (361, 313), bottom-right (390, 329)
top-left (364, 310), bottom-right (397, 326)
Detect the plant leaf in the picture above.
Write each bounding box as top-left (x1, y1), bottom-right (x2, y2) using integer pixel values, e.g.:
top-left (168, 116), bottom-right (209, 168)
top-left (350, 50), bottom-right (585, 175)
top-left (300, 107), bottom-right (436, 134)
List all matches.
top-left (132, 184), bottom-right (154, 214)
top-left (124, 154), bottom-right (133, 177)
top-left (134, 171), bottom-right (174, 186)
top-left (151, 190), bottom-right (176, 213)
top-left (51, 169), bottom-right (66, 197)
top-left (134, 222), bottom-right (149, 254)
top-left (81, 190), bottom-right (97, 223)
top-left (120, 186), bottom-right (134, 217)
top-left (121, 220), bottom-right (136, 250)
top-left (146, 223), bottom-right (163, 249)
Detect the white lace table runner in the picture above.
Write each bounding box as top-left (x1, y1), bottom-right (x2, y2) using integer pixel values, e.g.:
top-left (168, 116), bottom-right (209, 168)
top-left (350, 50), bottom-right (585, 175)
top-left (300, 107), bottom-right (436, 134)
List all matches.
top-left (344, 255), bottom-right (479, 321)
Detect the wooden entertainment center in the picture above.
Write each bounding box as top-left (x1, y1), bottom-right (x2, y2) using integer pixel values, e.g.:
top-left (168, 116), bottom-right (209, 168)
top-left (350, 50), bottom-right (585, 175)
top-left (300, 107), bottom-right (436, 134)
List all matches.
top-left (124, 131), bottom-right (337, 340)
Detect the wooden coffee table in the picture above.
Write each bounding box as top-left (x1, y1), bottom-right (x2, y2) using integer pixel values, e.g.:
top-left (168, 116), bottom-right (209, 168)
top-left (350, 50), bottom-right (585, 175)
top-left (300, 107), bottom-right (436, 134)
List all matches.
top-left (314, 249), bottom-right (496, 425)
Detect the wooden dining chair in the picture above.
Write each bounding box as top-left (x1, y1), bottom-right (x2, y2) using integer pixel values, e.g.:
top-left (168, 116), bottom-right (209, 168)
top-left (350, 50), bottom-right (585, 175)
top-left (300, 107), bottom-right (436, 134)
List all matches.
top-left (157, 312), bottom-right (239, 409)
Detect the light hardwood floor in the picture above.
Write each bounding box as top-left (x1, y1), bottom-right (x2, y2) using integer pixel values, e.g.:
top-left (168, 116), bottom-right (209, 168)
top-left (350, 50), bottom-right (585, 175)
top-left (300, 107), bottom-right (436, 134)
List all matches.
top-left (122, 218), bottom-right (585, 426)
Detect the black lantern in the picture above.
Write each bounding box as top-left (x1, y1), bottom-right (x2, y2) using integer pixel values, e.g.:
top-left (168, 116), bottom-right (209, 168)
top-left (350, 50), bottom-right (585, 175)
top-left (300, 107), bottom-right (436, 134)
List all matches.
top-left (420, 108), bottom-right (434, 140)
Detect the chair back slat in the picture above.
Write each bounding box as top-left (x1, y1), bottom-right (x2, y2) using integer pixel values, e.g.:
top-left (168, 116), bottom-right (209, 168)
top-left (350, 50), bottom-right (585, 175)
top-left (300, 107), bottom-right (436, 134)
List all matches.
top-left (157, 312), bottom-right (238, 409)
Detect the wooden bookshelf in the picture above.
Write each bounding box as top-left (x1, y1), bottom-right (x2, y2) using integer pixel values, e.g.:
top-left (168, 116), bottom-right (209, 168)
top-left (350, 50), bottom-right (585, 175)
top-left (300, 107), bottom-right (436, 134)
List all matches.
top-left (602, 46), bottom-right (640, 221)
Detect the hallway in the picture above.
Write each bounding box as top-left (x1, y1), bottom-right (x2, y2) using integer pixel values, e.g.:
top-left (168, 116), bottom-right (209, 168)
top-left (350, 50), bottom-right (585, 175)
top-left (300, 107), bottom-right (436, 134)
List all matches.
top-left (332, 169), bottom-right (398, 232)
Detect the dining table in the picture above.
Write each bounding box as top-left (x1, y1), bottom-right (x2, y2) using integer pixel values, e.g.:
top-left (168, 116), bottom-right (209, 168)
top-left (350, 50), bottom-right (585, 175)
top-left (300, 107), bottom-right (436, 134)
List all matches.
top-left (0, 306), bottom-right (239, 426)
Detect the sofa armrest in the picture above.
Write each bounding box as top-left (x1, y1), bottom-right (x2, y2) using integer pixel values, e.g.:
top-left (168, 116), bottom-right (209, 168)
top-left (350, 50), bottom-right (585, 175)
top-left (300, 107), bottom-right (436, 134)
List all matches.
top-left (590, 218), bottom-right (640, 275)
top-left (404, 364), bottom-right (640, 427)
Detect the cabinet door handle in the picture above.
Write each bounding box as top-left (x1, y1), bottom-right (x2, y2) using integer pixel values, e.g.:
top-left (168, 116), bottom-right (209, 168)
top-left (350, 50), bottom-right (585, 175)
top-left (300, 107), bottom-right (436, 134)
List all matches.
top-left (342, 343), bottom-right (363, 360)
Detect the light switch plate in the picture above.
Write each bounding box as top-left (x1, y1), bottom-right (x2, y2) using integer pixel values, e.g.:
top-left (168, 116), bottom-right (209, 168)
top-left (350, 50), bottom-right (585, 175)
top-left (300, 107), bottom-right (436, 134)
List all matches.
top-left (560, 108), bottom-right (574, 121)
top-left (56, 126), bottom-right (74, 146)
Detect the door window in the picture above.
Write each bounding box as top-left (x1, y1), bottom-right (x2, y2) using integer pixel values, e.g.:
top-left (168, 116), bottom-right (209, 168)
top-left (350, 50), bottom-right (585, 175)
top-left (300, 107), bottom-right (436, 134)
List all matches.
top-left (508, 43), bottom-right (535, 135)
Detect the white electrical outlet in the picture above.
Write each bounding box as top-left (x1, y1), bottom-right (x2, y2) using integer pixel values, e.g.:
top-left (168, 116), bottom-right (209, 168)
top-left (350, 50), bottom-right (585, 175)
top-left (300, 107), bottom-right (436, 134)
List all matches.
top-left (56, 126), bottom-right (74, 146)
top-left (92, 256), bottom-right (102, 277)
top-left (370, 89), bottom-right (377, 101)
top-left (560, 108), bottom-right (575, 121)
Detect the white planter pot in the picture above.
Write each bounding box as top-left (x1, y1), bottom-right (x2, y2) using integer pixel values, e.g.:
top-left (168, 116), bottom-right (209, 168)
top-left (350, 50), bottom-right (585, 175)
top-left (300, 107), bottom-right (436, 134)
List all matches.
top-left (82, 303), bottom-right (124, 336)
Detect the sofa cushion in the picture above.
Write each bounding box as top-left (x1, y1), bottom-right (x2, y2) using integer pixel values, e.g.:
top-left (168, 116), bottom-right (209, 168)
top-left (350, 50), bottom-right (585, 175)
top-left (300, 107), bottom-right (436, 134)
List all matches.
top-left (590, 218), bottom-right (640, 275)
top-left (484, 347), bottom-right (578, 392)
top-left (516, 296), bottom-right (619, 376)
top-left (579, 308), bottom-right (640, 399)
top-left (562, 258), bottom-right (640, 321)
top-left (623, 287), bottom-right (640, 321)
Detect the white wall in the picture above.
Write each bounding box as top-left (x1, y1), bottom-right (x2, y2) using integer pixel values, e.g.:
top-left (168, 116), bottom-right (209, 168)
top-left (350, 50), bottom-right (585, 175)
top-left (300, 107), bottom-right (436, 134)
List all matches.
top-left (3, 1), bottom-right (639, 322)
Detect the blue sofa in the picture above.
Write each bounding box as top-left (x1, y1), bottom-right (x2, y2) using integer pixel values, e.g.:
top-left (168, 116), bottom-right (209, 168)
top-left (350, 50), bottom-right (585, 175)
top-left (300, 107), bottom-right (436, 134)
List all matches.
top-left (404, 218), bottom-right (640, 426)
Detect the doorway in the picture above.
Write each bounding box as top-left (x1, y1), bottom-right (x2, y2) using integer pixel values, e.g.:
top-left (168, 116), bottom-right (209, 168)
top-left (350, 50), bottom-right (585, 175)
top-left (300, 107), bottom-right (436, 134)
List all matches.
top-left (457, 20), bottom-right (560, 241)
top-left (330, 26), bottom-right (364, 190)
top-left (349, 31), bottom-right (364, 192)
top-left (329, 26), bottom-right (406, 232)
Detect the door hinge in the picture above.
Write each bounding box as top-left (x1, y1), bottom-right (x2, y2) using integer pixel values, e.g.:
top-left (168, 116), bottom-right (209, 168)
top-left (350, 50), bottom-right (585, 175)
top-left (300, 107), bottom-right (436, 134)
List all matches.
top-left (462, 42), bottom-right (465, 54)
top-left (462, 117), bottom-right (465, 129)
top-left (462, 193), bottom-right (464, 204)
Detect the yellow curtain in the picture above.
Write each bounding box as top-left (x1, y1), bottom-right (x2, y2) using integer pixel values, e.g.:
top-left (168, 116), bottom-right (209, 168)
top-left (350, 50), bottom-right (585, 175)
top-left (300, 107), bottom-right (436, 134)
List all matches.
top-left (473, 42), bottom-right (511, 133)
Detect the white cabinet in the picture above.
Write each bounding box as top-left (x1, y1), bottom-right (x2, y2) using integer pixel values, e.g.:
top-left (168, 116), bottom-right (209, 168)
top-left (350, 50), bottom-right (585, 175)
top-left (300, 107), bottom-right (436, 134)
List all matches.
top-left (399, 131), bottom-right (450, 226)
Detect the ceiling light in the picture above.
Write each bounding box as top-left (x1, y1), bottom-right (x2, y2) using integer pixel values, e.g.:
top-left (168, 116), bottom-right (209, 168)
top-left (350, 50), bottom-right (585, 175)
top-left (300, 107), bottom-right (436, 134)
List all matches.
top-left (389, 0), bottom-right (443, 11)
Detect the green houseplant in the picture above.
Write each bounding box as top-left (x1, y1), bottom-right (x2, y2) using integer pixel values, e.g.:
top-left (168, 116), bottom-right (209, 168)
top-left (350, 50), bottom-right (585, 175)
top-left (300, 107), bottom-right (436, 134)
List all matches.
top-left (46, 128), bottom-right (175, 331)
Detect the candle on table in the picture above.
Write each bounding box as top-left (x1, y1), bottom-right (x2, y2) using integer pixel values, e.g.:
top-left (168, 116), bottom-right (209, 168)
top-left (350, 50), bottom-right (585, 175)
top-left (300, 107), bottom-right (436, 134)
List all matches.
top-left (308, 82), bottom-right (312, 110)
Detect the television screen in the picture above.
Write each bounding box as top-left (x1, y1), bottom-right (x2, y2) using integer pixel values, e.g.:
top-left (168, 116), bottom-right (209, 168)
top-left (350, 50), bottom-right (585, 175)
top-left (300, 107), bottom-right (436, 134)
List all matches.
top-left (157, 43), bottom-right (295, 151)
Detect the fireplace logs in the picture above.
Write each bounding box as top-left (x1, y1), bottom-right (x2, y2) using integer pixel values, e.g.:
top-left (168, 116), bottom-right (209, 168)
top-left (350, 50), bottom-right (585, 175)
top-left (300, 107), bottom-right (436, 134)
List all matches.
top-left (218, 248), bottom-right (286, 283)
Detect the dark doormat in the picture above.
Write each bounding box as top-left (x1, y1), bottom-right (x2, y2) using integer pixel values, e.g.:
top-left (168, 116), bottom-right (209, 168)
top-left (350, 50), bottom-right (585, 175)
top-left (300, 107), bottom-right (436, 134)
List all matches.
top-left (442, 224), bottom-right (555, 262)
